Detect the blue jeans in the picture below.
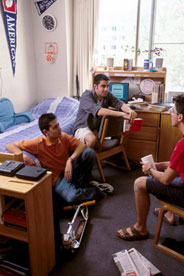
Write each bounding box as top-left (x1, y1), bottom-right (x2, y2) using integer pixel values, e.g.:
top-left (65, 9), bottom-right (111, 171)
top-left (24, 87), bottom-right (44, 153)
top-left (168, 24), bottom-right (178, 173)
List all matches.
top-left (55, 148), bottom-right (100, 204)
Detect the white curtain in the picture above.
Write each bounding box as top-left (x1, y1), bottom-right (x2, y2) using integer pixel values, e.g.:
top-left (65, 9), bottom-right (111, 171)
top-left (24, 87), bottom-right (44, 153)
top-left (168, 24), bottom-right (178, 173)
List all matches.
top-left (73, 0), bottom-right (99, 97)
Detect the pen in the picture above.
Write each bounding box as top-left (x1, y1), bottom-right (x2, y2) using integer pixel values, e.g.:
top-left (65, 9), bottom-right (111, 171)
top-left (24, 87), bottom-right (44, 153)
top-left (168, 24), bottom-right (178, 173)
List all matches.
top-left (8, 180), bottom-right (34, 185)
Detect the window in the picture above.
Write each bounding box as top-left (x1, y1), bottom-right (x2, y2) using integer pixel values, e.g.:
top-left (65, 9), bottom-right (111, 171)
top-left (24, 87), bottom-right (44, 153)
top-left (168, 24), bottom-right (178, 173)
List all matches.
top-left (97, 0), bottom-right (184, 93)
top-left (154, 0), bottom-right (184, 92)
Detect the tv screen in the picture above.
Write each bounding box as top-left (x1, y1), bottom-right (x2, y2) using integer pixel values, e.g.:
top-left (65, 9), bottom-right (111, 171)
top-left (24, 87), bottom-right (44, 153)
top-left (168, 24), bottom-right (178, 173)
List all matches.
top-left (109, 83), bottom-right (129, 101)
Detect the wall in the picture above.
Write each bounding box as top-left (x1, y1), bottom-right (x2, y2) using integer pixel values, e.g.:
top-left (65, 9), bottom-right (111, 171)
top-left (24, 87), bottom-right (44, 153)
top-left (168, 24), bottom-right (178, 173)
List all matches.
top-left (31, 0), bottom-right (69, 103)
top-left (0, 0), bottom-right (71, 111)
top-left (0, 0), bottom-right (37, 112)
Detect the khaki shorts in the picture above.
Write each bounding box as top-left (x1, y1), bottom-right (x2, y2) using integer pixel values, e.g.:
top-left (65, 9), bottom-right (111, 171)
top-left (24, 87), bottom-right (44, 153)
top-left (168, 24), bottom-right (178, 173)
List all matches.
top-left (74, 127), bottom-right (94, 143)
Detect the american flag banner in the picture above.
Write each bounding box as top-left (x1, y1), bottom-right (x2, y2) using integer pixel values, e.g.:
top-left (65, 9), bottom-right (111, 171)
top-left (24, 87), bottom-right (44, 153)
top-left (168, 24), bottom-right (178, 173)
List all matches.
top-left (35, 0), bottom-right (57, 16)
top-left (1, 0), bottom-right (17, 75)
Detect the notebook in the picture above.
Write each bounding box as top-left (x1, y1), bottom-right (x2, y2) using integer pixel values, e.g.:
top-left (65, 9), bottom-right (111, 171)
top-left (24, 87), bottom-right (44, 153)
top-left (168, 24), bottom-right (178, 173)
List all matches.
top-left (0, 160), bottom-right (24, 176)
top-left (15, 166), bottom-right (47, 181)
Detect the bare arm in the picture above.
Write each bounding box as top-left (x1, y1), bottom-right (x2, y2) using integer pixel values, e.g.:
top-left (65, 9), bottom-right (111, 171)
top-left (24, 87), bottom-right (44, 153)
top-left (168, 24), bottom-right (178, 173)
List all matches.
top-left (97, 107), bottom-right (131, 120)
top-left (64, 142), bottom-right (87, 182)
top-left (155, 161), bottom-right (170, 171)
top-left (6, 142), bottom-right (36, 166)
top-left (121, 103), bottom-right (137, 123)
top-left (141, 162), bottom-right (178, 185)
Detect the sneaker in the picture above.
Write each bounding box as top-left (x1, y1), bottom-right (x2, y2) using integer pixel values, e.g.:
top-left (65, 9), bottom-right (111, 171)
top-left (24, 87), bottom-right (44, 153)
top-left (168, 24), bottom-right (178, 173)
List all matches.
top-left (90, 180), bottom-right (114, 194)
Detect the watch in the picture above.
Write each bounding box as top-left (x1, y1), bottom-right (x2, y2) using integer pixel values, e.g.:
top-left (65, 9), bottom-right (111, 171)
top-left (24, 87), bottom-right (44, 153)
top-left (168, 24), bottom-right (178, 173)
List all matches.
top-left (147, 166), bottom-right (153, 176)
top-left (68, 157), bottom-right (73, 162)
top-left (41, 14), bottom-right (57, 32)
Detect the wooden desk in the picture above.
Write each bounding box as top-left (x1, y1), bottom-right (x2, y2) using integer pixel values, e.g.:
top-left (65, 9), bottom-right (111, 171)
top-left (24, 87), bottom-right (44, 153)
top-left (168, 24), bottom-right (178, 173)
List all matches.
top-left (125, 109), bottom-right (161, 162)
top-left (0, 172), bottom-right (55, 276)
top-left (158, 112), bottom-right (183, 161)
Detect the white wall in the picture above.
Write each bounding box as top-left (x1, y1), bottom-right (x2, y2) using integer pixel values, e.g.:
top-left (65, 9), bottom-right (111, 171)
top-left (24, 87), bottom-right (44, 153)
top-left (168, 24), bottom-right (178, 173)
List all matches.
top-left (0, 0), bottom-right (37, 112)
top-left (31, 0), bottom-right (69, 103)
top-left (0, 0), bottom-right (70, 111)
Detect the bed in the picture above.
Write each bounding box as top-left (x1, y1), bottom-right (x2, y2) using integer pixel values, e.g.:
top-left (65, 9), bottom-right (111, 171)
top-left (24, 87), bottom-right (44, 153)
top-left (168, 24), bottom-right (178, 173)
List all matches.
top-left (0, 97), bottom-right (80, 153)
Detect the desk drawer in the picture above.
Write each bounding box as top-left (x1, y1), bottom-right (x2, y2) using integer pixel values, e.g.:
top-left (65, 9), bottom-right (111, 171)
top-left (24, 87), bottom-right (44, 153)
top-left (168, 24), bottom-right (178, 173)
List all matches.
top-left (137, 112), bottom-right (160, 127)
top-left (126, 140), bottom-right (157, 161)
top-left (128, 126), bottom-right (158, 141)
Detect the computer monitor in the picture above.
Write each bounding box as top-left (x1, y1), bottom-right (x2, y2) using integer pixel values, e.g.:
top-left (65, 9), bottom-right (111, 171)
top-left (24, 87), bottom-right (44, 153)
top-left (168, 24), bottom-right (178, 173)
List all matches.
top-left (109, 82), bottom-right (129, 101)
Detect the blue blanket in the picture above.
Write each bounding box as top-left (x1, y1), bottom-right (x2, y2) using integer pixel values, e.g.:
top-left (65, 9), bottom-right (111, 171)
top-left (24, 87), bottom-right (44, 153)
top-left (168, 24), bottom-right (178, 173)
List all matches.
top-left (0, 97), bottom-right (79, 153)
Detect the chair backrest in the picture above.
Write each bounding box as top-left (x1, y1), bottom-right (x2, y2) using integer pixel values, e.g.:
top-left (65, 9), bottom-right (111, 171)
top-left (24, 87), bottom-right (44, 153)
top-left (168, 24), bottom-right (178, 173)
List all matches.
top-left (98, 116), bottom-right (124, 139)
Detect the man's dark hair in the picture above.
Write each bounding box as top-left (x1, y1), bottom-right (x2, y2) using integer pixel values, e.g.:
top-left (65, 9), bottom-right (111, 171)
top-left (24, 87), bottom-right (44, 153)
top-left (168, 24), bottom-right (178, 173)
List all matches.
top-left (38, 113), bottom-right (56, 134)
top-left (94, 74), bottom-right (110, 85)
top-left (174, 94), bottom-right (184, 115)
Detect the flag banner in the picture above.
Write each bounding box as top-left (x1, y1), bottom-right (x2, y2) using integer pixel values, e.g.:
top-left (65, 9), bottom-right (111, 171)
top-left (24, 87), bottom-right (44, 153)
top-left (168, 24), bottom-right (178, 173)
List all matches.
top-left (1, 0), bottom-right (17, 75)
top-left (35, 0), bottom-right (57, 16)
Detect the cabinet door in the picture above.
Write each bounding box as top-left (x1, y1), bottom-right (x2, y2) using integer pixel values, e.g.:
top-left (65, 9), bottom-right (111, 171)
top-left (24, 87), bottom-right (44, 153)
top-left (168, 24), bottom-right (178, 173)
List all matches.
top-left (158, 113), bottom-right (183, 161)
top-left (126, 140), bottom-right (157, 161)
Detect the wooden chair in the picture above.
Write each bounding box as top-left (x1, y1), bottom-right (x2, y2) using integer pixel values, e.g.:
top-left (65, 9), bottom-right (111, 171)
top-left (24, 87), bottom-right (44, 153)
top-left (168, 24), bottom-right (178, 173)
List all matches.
top-left (153, 200), bottom-right (184, 262)
top-left (0, 152), bottom-right (23, 162)
top-left (95, 116), bottom-right (131, 182)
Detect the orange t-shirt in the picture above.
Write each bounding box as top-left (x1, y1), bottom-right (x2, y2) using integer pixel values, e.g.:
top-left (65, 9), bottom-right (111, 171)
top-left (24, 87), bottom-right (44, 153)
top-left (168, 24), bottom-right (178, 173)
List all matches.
top-left (18, 133), bottom-right (80, 185)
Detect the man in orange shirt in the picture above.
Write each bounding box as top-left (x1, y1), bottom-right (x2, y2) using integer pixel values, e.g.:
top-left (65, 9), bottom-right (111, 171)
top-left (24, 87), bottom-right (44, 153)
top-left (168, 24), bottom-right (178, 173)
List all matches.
top-left (6, 113), bottom-right (102, 257)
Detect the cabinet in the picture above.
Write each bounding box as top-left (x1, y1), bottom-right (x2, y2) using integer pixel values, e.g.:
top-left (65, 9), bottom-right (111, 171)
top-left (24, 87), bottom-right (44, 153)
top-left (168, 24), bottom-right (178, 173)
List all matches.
top-left (125, 110), bottom-right (161, 162)
top-left (0, 172), bottom-right (55, 276)
top-left (158, 112), bottom-right (183, 161)
top-left (92, 67), bottom-right (167, 102)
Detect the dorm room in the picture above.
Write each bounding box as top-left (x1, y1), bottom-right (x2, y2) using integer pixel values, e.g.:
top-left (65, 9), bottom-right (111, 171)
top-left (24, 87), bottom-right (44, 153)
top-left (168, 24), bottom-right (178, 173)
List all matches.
top-left (0, 1), bottom-right (184, 276)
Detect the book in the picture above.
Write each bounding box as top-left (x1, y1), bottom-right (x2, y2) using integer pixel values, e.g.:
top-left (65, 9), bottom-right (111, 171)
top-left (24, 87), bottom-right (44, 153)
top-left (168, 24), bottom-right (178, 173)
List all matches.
top-left (123, 118), bottom-right (143, 132)
top-left (0, 242), bottom-right (30, 276)
top-left (1, 200), bottom-right (26, 228)
top-left (113, 248), bottom-right (161, 276)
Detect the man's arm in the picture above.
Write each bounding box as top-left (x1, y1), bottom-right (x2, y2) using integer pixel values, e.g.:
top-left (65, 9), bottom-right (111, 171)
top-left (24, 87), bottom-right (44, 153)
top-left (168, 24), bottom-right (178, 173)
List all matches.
top-left (121, 103), bottom-right (137, 123)
top-left (155, 161), bottom-right (170, 171)
top-left (64, 142), bottom-right (87, 182)
top-left (97, 107), bottom-right (131, 120)
top-left (6, 142), bottom-right (36, 166)
top-left (141, 162), bottom-right (178, 185)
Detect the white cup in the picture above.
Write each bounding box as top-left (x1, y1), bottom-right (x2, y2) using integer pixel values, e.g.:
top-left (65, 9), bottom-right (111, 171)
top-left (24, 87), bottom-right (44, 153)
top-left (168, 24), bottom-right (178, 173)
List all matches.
top-left (141, 154), bottom-right (156, 170)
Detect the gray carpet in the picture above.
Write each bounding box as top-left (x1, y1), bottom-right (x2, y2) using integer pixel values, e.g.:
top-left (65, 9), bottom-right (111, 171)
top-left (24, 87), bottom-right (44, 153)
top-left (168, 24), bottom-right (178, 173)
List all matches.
top-left (51, 165), bottom-right (184, 276)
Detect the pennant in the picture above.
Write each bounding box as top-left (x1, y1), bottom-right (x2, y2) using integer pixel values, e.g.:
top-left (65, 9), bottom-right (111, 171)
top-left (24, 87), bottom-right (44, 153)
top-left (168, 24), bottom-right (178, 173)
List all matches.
top-left (35, 0), bottom-right (57, 16)
top-left (1, 0), bottom-right (17, 75)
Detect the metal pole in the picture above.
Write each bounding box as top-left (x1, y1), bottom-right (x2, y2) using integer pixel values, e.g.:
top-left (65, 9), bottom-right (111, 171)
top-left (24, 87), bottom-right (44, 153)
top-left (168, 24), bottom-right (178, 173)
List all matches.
top-left (135, 0), bottom-right (141, 67)
top-left (149, 0), bottom-right (156, 59)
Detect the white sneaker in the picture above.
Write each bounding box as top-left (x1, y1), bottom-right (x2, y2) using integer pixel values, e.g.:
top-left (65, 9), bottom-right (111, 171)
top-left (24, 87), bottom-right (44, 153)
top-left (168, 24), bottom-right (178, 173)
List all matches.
top-left (90, 180), bottom-right (114, 194)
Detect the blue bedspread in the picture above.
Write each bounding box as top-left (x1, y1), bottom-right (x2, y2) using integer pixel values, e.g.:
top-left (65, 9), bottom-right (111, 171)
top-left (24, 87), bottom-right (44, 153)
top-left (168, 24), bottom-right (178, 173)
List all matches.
top-left (0, 97), bottom-right (79, 153)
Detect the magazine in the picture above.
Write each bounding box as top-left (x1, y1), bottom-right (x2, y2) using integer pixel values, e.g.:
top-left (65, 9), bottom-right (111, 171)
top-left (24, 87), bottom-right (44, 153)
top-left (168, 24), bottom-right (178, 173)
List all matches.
top-left (112, 248), bottom-right (161, 276)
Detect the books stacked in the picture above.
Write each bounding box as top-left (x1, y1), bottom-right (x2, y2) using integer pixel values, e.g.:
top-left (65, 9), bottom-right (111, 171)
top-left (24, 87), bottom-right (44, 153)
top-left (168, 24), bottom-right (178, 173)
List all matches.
top-left (1, 199), bottom-right (26, 231)
top-left (152, 82), bottom-right (165, 104)
top-left (0, 240), bottom-right (30, 276)
top-left (113, 248), bottom-right (161, 276)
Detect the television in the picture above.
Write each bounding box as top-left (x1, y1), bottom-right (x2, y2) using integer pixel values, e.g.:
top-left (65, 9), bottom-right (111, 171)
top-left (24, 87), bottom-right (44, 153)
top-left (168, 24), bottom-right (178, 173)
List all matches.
top-left (109, 82), bottom-right (129, 101)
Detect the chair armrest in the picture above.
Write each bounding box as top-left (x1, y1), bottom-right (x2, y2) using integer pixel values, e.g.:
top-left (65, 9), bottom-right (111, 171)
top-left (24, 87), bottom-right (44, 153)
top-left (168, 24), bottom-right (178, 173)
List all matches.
top-left (14, 112), bottom-right (34, 125)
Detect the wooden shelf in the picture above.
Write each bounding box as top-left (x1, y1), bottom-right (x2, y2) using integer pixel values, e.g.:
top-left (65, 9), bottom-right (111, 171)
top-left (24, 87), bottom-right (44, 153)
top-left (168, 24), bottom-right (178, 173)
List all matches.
top-left (0, 171), bottom-right (55, 276)
top-left (0, 223), bottom-right (28, 242)
top-left (92, 67), bottom-right (167, 102)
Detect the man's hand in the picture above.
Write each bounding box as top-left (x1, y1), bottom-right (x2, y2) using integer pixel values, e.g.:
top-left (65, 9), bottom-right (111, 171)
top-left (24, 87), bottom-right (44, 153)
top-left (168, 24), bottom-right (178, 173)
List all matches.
top-left (140, 162), bottom-right (152, 175)
top-left (129, 110), bottom-right (137, 124)
top-left (64, 159), bottom-right (73, 182)
top-left (23, 153), bottom-right (36, 166)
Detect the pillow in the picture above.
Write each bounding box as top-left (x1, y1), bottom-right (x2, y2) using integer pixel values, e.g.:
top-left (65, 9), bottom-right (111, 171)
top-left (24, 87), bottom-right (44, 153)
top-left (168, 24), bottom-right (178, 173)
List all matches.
top-left (0, 98), bottom-right (34, 133)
